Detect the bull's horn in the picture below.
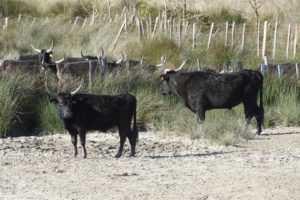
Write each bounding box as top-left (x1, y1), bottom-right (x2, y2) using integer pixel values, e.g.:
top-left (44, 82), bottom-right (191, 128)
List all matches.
top-left (31, 44), bottom-right (41, 53)
top-left (70, 80), bottom-right (83, 96)
top-left (46, 40), bottom-right (54, 53)
top-left (164, 68), bottom-right (171, 74)
top-left (140, 56), bottom-right (144, 67)
top-left (44, 70), bottom-right (56, 96)
top-left (116, 52), bottom-right (124, 64)
top-left (161, 56), bottom-right (166, 64)
top-left (175, 60), bottom-right (187, 71)
top-left (156, 56), bottom-right (167, 67)
top-left (81, 49), bottom-right (85, 57)
top-left (55, 58), bottom-right (64, 64)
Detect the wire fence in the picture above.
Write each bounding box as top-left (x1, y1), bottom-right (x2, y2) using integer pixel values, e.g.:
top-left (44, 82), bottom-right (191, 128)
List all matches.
top-left (1, 8), bottom-right (300, 79)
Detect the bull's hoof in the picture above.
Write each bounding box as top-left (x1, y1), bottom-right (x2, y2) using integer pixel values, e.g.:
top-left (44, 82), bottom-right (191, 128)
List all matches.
top-left (83, 155), bottom-right (87, 159)
top-left (256, 129), bottom-right (262, 135)
top-left (115, 153), bottom-right (122, 158)
top-left (130, 152), bottom-right (136, 157)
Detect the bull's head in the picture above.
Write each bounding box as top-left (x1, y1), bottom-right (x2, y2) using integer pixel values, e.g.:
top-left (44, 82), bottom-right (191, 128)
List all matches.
top-left (45, 71), bottom-right (82, 119)
top-left (160, 60), bottom-right (187, 95)
top-left (31, 40), bottom-right (54, 64)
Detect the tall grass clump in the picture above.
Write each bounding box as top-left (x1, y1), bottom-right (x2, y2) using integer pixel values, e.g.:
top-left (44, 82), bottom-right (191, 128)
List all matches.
top-left (0, 72), bottom-right (44, 137)
top-left (38, 99), bottom-right (64, 134)
top-left (263, 76), bottom-right (300, 127)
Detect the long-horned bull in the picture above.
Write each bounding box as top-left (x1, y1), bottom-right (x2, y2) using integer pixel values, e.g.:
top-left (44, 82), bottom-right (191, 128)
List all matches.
top-left (54, 54), bottom-right (102, 89)
top-left (116, 52), bottom-right (166, 72)
top-left (19, 40), bottom-right (54, 70)
top-left (160, 61), bottom-right (264, 134)
top-left (45, 71), bottom-right (138, 158)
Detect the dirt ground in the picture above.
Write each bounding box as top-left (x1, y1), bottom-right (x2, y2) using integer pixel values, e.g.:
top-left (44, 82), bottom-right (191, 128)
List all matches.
top-left (0, 127), bottom-right (299, 200)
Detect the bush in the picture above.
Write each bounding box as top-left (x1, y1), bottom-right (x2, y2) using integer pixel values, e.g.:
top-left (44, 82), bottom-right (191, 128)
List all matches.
top-left (0, 0), bottom-right (40, 17)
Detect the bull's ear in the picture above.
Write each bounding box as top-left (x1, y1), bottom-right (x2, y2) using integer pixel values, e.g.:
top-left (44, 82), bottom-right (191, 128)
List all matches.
top-left (50, 98), bottom-right (58, 104)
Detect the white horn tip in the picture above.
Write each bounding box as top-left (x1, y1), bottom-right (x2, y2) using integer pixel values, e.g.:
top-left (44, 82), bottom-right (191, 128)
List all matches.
top-left (164, 69), bottom-right (171, 74)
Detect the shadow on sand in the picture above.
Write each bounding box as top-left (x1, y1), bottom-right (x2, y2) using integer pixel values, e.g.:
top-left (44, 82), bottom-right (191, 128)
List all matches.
top-left (260, 131), bottom-right (300, 137)
top-left (147, 151), bottom-right (233, 159)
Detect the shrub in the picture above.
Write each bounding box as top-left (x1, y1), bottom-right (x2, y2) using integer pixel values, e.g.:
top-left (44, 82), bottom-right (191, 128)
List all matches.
top-left (0, 0), bottom-right (40, 17)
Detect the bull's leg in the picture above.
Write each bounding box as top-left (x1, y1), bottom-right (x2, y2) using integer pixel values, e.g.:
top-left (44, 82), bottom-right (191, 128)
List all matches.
top-left (79, 132), bottom-right (87, 158)
top-left (255, 115), bottom-right (262, 135)
top-left (116, 130), bottom-right (126, 158)
top-left (196, 107), bottom-right (205, 124)
top-left (71, 134), bottom-right (78, 157)
top-left (243, 103), bottom-right (261, 135)
top-left (127, 128), bottom-right (136, 157)
top-left (254, 106), bottom-right (262, 135)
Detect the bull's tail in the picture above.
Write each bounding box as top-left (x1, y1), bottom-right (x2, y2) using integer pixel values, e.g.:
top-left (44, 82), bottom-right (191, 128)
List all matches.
top-left (132, 100), bottom-right (139, 142)
top-left (259, 73), bottom-right (264, 125)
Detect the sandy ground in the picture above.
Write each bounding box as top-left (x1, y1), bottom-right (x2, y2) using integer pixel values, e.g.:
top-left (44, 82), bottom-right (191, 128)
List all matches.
top-left (0, 127), bottom-right (299, 200)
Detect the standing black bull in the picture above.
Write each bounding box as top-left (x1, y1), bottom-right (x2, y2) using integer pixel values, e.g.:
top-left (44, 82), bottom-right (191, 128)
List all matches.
top-left (160, 65), bottom-right (264, 134)
top-left (46, 78), bottom-right (138, 158)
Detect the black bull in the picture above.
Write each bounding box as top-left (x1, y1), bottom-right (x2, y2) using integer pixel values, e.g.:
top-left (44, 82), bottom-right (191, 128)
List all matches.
top-left (49, 90), bottom-right (138, 158)
top-left (160, 69), bottom-right (264, 134)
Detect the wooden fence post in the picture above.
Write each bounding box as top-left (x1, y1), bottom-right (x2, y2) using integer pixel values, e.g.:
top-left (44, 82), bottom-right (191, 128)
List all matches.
top-left (257, 21), bottom-right (260, 57)
top-left (31, 17), bottom-right (36, 26)
top-left (140, 20), bottom-right (145, 37)
top-left (286, 24), bottom-right (291, 59)
top-left (4, 17), bottom-right (8, 30)
top-left (225, 21), bottom-right (228, 47)
top-left (231, 21), bottom-right (235, 49)
top-left (168, 19), bottom-right (171, 38)
top-left (164, 0), bottom-right (167, 34)
top-left (81, 18), bottom-right (87, 30)
top-left (260, 56), bottom-right (269, 76)
top-left (124, 11), bottom-right (127, 32)
top-left (296, 63), bottom-right (299, 78)
top-left (192, 23), bottom-right (196, 49)
top-left (149, 16), bottom-right (153, 34)
top-left (71, 16), bottom-right (79, 32)
top-left (178, 20), bottom-right (181, 46)
top-left (293, 24), bottom-right (298, 58)
top-left (262, 21), bottom-right (267, 58)
top-left (240, 23), bottom-right (246, 51)
top-left (222, 61), bottom-right (230, 72)
top-left (151, 17), bottom-right (159, 38)
top-left (88, 60), bottom-right (92, 93)
top-left (236, 61), bottom-right (244, 71)
top-left (277, 64), bottom-right (282, 79)
top-left (111, 18), bottom-right (126, 50)
top-left (107, 0), bottom-right (111, 20)
top-left (18, 14), bottom-right (22, 23)
top-left (90, 14), bottom-right (95, 26)
top-left (207, 22), bottom-right (214, 49)
top-left (272, 20), bottom-right (278, 59)
top-left (184, 21), bottom-right (189, 36)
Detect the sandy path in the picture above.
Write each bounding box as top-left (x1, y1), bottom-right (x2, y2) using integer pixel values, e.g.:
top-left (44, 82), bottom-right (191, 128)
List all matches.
top-left (0, 127), bottom-right (299, 200)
